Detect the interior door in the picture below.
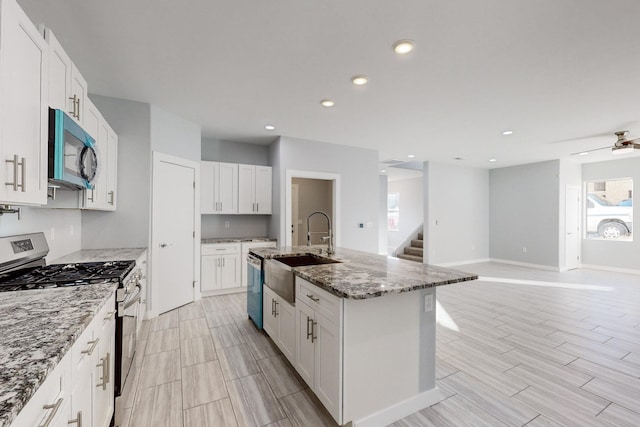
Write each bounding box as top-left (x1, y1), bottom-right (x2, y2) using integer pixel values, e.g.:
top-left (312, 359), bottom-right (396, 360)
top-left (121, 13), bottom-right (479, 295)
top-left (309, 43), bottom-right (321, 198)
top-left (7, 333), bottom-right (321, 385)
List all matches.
top-left (152, 153), bottom-right (197, 314)
top-left (565, 185), bottom-right (580, 270)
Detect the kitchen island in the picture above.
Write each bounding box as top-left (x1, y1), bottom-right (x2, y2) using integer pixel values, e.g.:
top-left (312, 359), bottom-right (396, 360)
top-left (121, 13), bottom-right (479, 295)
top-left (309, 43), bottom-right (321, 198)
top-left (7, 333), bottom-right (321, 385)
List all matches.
top-left (250, 246), bottom-right (477, 427)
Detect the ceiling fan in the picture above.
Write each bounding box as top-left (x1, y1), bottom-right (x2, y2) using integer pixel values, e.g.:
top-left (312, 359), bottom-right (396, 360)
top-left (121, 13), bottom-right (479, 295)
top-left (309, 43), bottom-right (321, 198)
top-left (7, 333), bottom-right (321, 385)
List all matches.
top-left (571, 131), bottom-right (640, 156)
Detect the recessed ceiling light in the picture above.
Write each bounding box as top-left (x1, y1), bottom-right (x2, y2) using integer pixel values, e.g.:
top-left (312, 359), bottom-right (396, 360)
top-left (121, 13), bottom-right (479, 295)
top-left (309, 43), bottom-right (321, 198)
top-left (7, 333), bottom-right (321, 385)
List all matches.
top-left (320, 99), bottom-right (335, 107)
top-left (502, 130), bottom-right (513, 136)
top-left (393, 39), bottom-right (415, 55)
top-left (351, 75), bottom-right (369, 86)
top-left (381, 169), bottom-right (387, 173)
top-left (489, 158), bottom-right (497, 162)
top-left (265, 125), bottom-right (275, 131)
top-left (408, 154), bottom-right (415, 158)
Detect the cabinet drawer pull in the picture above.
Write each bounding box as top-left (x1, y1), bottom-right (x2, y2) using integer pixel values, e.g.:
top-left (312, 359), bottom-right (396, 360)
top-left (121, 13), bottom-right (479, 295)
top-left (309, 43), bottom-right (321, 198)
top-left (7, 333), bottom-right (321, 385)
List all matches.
top-left (68, 410), bottom-right (82, 426)
top-left (81, 338), bottom-right (99, 355)
top-left (39, 397), bottom-right (63, 427)
top-left (306, 294), bottom-right (320, 303)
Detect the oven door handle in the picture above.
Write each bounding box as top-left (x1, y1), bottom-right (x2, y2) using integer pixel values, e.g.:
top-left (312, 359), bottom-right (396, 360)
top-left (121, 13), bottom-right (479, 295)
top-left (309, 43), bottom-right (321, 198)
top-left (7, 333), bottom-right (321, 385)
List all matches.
top-left (118, 285), bottom-right (141, 317)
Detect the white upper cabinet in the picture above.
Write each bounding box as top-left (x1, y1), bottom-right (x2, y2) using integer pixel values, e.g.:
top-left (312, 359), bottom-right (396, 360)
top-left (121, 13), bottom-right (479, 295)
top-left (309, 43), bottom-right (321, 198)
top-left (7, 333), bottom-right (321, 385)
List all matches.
top-left (81, 99), bottom-right (101, 209)
top-left (238, 164), bottom-right (272, 214)
top-left (0, 0), bottom-right (49, 206)
top-left (201, 161), bottom-right (238, 214)
top-left (42, 28), bottom-right (86, 127)
top-left (105, 124), bottom-right (118, 210)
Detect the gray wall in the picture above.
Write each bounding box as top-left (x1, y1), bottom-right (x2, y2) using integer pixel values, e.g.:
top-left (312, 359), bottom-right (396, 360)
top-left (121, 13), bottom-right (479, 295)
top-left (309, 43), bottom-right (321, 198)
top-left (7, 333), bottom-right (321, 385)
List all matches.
top-left (292, 178), bottom-right (333, 245)
top-left (200, 138), bottom-right (272, 239)
top-left (150, 105), bottom-right (201, 161)
top-left (425, 162), bottom-right (490, 265)
top-left (582, 156), bottom-right (640, 271)
top-left (489, 160), bottom-right (560, 268)
top-left (202, 138), bottom-right (270, 165)
top-left (270, 136), bottom-right (379, 253)
top-left (84, 95), bottom-right (151, 249)
top-left (387, 177), bottom-right (423, 253)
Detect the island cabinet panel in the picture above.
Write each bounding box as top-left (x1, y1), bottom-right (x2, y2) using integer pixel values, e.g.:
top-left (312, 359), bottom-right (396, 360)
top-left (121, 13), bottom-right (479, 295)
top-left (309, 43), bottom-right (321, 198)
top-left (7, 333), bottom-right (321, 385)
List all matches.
top-left (263, 285), bottom-right (296, 361)
top-left (342, 288), bottom-right (438, 426)
top-left (294, 278), bottom-right (343, 423)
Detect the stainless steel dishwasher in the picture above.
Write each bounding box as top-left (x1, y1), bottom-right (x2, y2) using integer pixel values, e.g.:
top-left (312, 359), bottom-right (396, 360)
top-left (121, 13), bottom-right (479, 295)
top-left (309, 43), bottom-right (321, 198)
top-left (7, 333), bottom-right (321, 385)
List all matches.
top-left (246, 254), bottom-right (264, 328)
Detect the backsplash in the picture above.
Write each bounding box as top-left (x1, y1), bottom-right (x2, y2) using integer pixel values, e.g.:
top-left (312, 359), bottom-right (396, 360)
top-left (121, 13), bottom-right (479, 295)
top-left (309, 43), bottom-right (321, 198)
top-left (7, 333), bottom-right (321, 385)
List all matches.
top-left (201, 215), bottom-right (270, 239)
top-left (0, 207), bottom-right (81, 262)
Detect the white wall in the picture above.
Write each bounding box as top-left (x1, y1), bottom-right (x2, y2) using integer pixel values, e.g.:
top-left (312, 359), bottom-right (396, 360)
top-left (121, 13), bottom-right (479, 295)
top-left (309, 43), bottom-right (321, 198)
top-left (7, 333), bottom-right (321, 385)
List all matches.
top-left (83, 95), bottom-right (151, 248)
top-left (581, 156), bottom-right (640, 272)
top-left (0, 207), bottom-right (81, 262)
top-left (489, 160), bottom-right (560, 268)
top-left (270, 136), bottom-right (379, 253)
top-left (387, 177), bottom-right (423, 253)
top-left (425, 162), bottom-right (490, 265)
top-left (150, 105), bottom-right (201, 162)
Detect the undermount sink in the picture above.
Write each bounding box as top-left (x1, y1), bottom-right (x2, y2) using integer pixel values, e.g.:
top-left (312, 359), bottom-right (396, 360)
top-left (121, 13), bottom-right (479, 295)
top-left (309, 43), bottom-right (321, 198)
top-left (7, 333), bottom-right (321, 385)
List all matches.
top-left (274, 254), bottom-right (342, 268)
top-left (265, 254), bottom-right (341, 304)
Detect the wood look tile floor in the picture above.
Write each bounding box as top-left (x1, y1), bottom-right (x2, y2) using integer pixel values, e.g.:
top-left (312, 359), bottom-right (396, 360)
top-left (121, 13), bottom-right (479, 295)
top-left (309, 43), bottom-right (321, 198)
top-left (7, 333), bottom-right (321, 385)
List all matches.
top-left (123, 263), bottom-right (640, 426)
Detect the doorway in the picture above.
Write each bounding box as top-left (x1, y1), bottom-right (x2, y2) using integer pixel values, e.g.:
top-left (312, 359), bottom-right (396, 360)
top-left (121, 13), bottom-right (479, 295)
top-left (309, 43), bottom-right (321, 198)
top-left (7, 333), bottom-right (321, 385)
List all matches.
top-left (150, 152), bottom-right (200, 315)
top-left (285, 170), bottom-right (340, 247)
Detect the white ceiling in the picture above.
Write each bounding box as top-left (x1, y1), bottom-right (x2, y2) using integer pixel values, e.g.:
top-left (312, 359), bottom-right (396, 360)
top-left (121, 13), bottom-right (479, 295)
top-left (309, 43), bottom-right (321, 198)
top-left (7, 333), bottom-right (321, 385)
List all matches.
top-left (18, 0), bottom-right (640, 169)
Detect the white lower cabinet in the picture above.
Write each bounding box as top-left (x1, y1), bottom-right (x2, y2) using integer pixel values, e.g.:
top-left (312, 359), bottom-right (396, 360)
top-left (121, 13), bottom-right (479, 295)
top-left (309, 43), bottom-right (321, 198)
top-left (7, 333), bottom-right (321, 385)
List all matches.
top-left (10, 292), bottom-right (116, 427)
top-left (294, 278), bottom-right (342, 423)
top-left (201, 243), bottom-right (241, 292)
top-left (262, 286), bottom-right (296, 361)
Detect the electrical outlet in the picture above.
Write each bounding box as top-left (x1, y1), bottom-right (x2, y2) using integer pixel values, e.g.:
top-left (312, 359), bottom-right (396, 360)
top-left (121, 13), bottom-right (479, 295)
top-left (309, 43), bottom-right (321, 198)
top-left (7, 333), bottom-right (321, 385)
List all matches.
top-left (424, 294), bottom-right (433, 312)
top-left (358, 223), bottom-right (364, 229)
top-left (522, 246), bottom-right (527, 253)
top-left (224, 221), bottom-right (230, 229)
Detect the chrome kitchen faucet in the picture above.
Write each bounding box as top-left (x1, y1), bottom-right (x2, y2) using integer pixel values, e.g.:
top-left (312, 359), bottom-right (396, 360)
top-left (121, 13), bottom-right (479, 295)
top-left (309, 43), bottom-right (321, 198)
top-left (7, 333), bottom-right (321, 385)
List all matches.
top-left (306, 211), bottom-right (334, 255)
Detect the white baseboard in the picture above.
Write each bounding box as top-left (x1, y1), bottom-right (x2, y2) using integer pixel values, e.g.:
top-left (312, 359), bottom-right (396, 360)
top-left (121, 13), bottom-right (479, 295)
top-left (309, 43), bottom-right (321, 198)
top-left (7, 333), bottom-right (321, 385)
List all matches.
top-left (489, 258), bottom-right (560, 271)
top-left (352, 387), bottom-right (444, 427)
top-left (435, 258), bottom-right (491, 268)
top-left (580, 264), bottom-right (640, 275)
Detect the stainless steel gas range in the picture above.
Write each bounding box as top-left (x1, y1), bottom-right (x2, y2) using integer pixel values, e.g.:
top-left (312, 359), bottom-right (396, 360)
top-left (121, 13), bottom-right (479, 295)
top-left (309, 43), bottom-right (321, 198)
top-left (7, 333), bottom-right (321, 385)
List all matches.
top-left (0, 232), bottom-right (142, 427)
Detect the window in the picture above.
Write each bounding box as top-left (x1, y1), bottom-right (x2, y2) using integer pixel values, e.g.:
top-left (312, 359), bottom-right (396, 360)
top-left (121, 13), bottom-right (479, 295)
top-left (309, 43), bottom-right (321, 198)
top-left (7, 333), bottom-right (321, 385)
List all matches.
top-left (585, 178), bottom-right (633, 241)
top-left (387, 193), bottom-right (399, 231)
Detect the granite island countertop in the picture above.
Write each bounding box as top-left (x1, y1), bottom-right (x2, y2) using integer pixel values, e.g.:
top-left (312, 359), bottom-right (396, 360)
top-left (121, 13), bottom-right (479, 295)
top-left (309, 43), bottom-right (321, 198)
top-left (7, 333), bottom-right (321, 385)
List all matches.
top-left (201, 237), bottom-right (277, 244)
top-left (52, 247), bottom-right (147, 263)
top-left (0, 283), bottom-right (118, 427)
top-left (250, 246), bottom-right (477, 299)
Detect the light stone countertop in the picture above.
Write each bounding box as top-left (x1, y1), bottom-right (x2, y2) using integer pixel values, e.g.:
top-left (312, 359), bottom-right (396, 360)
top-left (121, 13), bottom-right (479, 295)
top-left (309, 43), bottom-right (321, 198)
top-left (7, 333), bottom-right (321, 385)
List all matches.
top-left (0, 283), bottom-right (118, 427)
top-left (250, 246), bottom-right (477, 300)
top-left (201, 237), bottom-right (277, 244)
top-left (52, 247), bottom-right (147, 264)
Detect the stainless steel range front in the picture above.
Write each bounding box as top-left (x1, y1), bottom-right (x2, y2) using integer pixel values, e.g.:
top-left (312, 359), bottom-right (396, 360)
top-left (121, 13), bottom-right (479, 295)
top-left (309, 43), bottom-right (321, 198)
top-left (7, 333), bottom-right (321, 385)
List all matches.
top-left (0, 232), bottom-right (142, 427)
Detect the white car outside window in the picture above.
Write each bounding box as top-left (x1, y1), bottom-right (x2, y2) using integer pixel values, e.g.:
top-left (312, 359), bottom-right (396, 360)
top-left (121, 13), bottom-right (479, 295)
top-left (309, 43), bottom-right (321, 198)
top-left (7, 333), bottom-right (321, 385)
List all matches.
top-left (586, 193), bottom-right (633, 239)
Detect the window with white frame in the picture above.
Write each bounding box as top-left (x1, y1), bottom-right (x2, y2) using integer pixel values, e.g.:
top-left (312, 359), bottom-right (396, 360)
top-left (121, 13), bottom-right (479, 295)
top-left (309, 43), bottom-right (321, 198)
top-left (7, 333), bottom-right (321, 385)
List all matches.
top-left (585, 178), bottom-right (633, 240)
top-left (387, 193), bottom-right (399, 231)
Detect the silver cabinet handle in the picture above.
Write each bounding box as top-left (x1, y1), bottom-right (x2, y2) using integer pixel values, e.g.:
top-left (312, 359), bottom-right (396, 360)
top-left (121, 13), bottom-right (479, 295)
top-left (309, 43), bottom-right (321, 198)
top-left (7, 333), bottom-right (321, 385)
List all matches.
top-left (271, 299), bottom-right (275, 316)
top-left (69, 95), bottom-right (78, 118)
top-left (306, 294), bottom-right (320, 303)
top-left (306, 316), bottom-right (313, 340)
top-left (20, 157), bottom-right (26, 192)
top-left (108, 191), bottom-right (115, 205)
top-left (5, 155), bottom-right (19, 191)
top-left (223, 258), bottom-right (225, 267)
top-left (68, 410), bottom-right (82, 427)
top-left (311, 320), bottom-right (317, 343)
top-left (96, 352), bottom-right (110, 390)
top-left (76, 97), bottom-right (81, 121)
top-left (274, 300), bottom-right (279, 317)
top-left (39, 397), bottom-right (63, 427)
top-left (81, 338), bottom-right (99, 355)
top-left (256, 202), bottom-right (259, 212)
top-left (87, 189), bottom-right (94, 202)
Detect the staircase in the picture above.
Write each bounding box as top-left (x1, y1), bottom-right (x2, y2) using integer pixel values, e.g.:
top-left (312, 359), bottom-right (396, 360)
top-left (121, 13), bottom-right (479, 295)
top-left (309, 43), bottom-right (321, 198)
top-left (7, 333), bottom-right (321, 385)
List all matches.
top-left (397, 232), bottom-right (423, 263)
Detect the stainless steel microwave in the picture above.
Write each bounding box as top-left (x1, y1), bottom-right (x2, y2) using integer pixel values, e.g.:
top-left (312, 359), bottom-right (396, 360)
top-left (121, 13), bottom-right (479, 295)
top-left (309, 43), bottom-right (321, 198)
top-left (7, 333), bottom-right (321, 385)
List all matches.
top-left (48, 108), bottom-right (97, 189)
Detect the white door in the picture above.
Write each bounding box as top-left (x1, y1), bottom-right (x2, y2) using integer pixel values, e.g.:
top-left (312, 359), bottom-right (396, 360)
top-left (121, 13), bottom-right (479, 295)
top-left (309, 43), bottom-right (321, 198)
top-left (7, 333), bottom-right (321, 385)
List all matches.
top-left (565, 185), bottom-right (580, 270)
top-left (152, 153), bottom-right (198, 314)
